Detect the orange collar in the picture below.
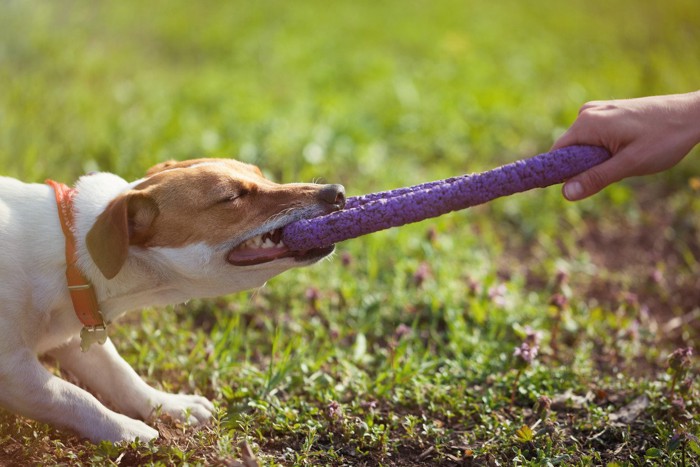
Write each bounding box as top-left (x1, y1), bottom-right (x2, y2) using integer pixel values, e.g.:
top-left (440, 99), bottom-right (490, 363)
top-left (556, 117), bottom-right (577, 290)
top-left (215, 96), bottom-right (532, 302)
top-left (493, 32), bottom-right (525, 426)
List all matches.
top-left (47, 180), bottom-right (107, 351)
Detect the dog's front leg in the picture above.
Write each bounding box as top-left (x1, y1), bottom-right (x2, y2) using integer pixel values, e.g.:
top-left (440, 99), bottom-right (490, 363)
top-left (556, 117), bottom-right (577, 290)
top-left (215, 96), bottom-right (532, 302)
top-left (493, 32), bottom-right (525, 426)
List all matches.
top-left (0, 348), bottom-right (158, 443)
top-left (49, 338), bottom-right (214, 427)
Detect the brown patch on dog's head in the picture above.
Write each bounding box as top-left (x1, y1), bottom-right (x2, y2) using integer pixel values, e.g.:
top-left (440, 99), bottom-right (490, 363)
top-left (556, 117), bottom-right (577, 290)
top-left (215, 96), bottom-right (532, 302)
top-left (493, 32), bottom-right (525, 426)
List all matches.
top-left (146, 158), bottom-right (264, 178)
top-left (136, 160), bottom-right (322, 248)
top-left (86, 158), bottom-right (343, 279)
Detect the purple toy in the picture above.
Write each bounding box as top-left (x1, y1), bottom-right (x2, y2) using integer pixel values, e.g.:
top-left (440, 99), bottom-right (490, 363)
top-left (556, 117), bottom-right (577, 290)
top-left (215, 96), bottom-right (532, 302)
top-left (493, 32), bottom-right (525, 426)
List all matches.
top-left (281, 145), bottom-right (610, 250)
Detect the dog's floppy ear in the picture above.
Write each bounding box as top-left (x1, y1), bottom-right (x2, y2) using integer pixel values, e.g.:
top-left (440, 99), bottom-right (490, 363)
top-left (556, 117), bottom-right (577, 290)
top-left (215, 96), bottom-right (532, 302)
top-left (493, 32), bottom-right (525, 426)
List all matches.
top-left (86, 192), bottom-right (160, 279)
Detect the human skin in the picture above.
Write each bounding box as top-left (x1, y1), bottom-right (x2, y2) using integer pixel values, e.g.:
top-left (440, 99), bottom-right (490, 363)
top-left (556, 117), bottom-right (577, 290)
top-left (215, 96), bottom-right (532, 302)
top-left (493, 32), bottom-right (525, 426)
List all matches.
top-left (552, 90), bottom-right (700, 201)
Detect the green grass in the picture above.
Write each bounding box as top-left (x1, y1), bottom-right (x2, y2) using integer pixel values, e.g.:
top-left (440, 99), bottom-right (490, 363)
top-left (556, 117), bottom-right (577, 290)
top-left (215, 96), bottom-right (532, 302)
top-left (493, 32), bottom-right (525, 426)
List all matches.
top-left (1, 0), bottom-right (700, 465)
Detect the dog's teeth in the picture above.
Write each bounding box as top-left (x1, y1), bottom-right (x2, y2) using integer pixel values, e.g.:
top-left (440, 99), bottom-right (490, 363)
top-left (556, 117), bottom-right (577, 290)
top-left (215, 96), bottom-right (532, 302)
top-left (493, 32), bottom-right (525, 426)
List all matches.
top-left (239, 231), bottom-right (287, 250)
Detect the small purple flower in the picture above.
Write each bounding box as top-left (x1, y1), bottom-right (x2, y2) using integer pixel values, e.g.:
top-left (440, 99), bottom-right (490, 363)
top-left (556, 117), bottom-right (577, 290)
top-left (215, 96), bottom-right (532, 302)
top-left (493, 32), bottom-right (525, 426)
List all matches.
top-left (413, 262), bottom-right (431, 287)
top-left (341, 251), bottom-right (353, 267)
top-left (554, 270), bottom-right (569, 290)
top-left (327, 400), bottom-right (342, 420)
top-left (466, 276), bottom-right (481, 296)
top-left (394, 323), bottom-right (412, 340)
top-left (305, 287), bottom-right (320, 311)
top-left (361, 400), bottom-right (378, 410)
top-left (668, 347), bottom-right (694, 400)
top-left (621, 292), bottom-right (639, 308)
top-left (533, 395), bottom-right (552, 420)
top-left (671, 396), bottom-right (686, 412)
top-left (305, 287), bottom-right (320, 302)
top-left (549, 293), bottom-right (567, 310)
top-left (514, 342), bottom-right (539, 368)
top-left (668, 347), bottom-right (693, 373)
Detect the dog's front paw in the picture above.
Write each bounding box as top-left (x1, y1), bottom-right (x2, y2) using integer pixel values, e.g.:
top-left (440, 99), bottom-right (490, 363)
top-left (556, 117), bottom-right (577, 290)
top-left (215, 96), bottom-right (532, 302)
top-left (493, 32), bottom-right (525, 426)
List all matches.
top-left (91, 413), bottom-right (159, 444)
top-left (149, 391), bottom-right (215, 425)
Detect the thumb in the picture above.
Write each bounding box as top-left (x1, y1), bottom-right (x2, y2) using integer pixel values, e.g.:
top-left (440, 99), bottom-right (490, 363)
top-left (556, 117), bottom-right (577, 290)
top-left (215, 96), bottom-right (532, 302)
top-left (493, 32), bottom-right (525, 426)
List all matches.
top-left (562, 151), bottom-right (629, 201)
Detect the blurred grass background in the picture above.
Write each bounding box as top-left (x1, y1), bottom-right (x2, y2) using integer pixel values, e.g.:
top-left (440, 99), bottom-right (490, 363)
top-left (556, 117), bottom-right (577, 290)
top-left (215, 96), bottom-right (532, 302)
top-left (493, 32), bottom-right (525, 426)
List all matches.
top-left (2, 0), bottom-right (698, 186)
top-left (1, 0), bottom-right (699, 464)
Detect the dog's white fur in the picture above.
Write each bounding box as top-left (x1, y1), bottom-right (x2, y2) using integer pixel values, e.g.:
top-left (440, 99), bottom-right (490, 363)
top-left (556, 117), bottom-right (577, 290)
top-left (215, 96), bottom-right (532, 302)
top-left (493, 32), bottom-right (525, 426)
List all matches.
top-left (0, 160), bottom-right (342, 442)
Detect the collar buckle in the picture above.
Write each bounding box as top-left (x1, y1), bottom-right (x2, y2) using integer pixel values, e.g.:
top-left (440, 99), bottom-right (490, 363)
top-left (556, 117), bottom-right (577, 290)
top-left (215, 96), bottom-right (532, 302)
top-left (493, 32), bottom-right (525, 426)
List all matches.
top-left (80, 325), bottom-right (108, 352)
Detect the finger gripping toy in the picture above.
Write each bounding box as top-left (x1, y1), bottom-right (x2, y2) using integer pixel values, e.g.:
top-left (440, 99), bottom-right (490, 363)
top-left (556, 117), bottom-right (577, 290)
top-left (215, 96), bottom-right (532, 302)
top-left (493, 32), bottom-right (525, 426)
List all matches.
top-left (281, 145), bottom-right (610, 250)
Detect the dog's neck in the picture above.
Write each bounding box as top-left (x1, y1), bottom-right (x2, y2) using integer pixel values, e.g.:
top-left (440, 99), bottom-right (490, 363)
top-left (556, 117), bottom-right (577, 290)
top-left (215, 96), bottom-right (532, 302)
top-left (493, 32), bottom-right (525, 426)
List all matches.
top-left (70, 173), bottom-right (174, 321)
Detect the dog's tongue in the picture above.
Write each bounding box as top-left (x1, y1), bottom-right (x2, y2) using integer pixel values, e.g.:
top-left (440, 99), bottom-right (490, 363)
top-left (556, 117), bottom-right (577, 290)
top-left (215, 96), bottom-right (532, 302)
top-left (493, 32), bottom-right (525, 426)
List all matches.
top-left (227, 246), bottom-right (294, 266)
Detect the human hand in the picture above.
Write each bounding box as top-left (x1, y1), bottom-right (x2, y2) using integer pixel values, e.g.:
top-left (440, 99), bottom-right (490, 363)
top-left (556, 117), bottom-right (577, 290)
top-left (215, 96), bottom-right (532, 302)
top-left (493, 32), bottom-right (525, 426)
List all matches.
top-left (552, 91), bottom-right (700, 200)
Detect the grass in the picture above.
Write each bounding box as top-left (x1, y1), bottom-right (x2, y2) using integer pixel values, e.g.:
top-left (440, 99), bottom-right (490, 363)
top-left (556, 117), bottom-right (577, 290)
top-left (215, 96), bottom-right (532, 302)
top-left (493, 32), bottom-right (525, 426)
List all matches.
top-left (1, 0), bottom-right (699, 465)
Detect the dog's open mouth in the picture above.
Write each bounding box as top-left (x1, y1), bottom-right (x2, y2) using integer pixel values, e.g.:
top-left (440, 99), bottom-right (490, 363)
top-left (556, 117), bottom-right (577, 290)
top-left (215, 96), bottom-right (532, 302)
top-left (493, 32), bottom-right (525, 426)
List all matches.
top-left (227, 228), bottom-right (334, 266)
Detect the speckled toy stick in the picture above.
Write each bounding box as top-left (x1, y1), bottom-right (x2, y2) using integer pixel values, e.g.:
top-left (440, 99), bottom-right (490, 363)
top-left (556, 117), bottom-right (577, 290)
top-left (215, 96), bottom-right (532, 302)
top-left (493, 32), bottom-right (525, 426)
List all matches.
top-left (282, 145), bottom-right (610, 250)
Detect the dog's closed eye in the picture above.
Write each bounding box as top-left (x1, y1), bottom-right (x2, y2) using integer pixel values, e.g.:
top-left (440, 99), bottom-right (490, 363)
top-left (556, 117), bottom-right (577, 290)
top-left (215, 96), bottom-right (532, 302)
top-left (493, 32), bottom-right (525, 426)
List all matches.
top-left (218, 188), bottom-right (250, 204)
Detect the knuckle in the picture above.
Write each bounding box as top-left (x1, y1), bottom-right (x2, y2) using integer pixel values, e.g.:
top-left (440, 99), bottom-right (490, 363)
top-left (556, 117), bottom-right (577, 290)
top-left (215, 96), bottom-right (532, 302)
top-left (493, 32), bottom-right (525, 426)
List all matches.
top-left (578, 100), bottom-right (605, 114)
top-left (578, 107), bottom-right (602, 121)
top-left (582, 168), bottom-right (608, 192)
top-left (579, 101), bottom-right (618, 118)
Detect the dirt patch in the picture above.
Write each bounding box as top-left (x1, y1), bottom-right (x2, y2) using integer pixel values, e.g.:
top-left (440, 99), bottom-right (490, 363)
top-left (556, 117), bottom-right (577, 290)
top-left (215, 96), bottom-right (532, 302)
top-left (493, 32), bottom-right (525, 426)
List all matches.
top-left (509, 184), bottom-right (700, 345)
top-left (575, 188), bottom-right (700, 342)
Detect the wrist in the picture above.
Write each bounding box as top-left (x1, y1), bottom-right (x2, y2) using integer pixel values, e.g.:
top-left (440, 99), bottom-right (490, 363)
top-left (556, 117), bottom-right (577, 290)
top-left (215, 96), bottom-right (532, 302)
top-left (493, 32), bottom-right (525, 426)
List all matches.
top-left (685, 90), bottom-right (700, 132)
top-left (674, 91), bottom-right (700, 146)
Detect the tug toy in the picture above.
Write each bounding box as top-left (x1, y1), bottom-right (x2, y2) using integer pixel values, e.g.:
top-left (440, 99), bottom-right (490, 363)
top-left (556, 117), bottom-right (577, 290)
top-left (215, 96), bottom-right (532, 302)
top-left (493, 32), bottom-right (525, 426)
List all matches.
top-left (281, 145), bottom-right (610, 250)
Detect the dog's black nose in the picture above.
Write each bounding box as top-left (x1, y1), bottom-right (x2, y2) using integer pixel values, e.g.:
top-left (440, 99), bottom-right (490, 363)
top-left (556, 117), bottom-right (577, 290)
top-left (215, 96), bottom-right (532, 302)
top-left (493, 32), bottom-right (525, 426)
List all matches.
top-left (318, 184), bottom-right (346, 209)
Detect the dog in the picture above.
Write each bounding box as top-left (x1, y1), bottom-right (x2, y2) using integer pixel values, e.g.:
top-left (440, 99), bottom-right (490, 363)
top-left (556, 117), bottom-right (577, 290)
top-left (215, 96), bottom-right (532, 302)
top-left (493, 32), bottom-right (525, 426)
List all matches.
top-left (0, 158), bottom-right (345, 443)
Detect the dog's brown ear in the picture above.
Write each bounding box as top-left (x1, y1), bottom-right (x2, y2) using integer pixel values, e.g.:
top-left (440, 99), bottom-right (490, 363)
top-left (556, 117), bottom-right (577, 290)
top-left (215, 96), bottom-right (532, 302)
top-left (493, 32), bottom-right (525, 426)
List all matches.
top-left (86, 192), bottom-right (160, 279)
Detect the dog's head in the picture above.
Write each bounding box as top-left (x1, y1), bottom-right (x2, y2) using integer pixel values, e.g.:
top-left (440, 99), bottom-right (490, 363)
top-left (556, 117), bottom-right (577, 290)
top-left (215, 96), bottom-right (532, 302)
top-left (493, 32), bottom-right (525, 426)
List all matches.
top-left (85, 158), bottom-right (344, 293)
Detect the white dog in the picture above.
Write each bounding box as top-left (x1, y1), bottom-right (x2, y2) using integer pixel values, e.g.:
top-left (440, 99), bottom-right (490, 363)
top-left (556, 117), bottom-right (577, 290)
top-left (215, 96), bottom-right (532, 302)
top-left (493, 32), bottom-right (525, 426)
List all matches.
top-left (0, 158), bottom-right (345, 442)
